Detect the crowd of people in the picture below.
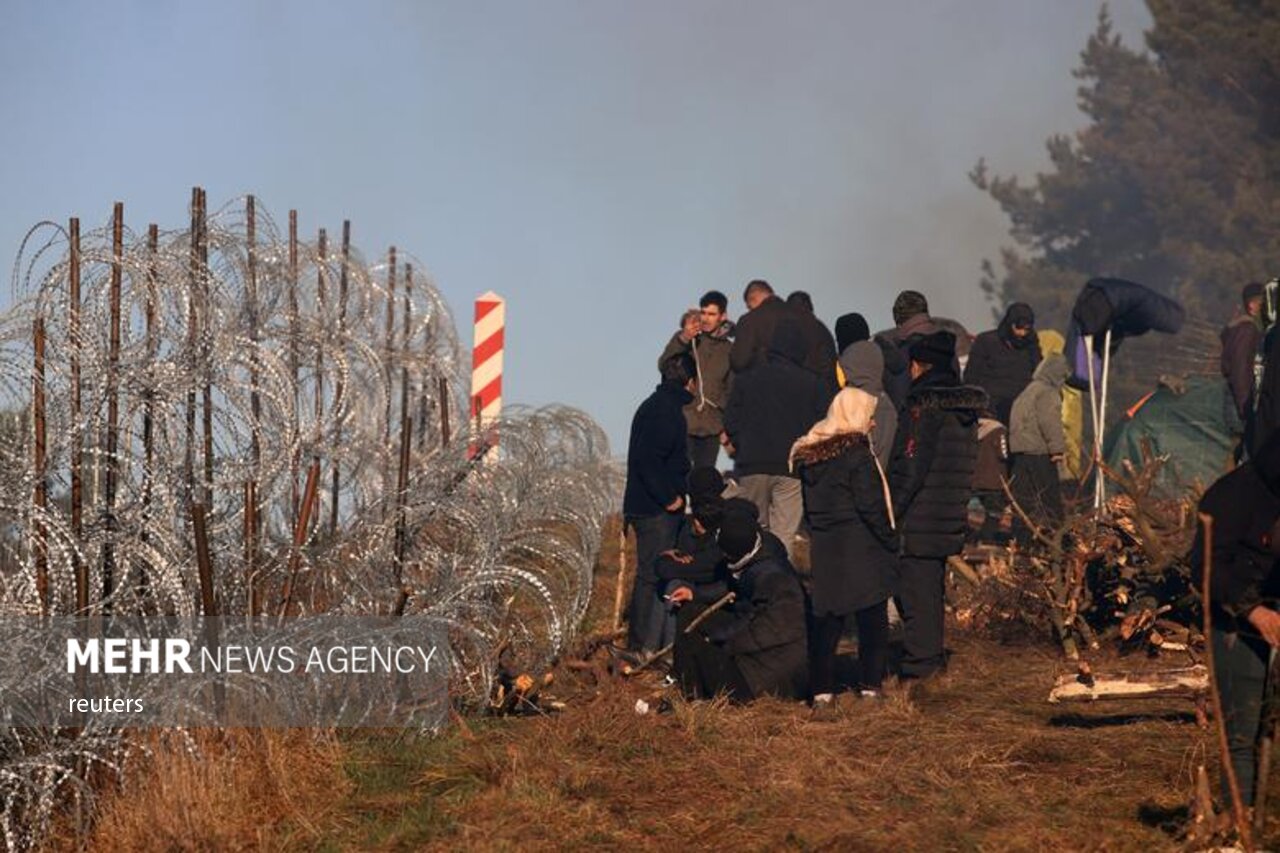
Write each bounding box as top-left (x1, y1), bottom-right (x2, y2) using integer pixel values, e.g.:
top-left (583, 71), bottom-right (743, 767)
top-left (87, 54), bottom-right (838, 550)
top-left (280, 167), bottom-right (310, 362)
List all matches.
top-left (622, 280), bottom-right (1076, 713)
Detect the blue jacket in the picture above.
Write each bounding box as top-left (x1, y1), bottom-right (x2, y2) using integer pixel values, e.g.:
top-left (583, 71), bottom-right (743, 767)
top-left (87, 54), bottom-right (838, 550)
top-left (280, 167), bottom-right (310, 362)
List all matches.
top-left (623, 381), bottom-right (694, 518)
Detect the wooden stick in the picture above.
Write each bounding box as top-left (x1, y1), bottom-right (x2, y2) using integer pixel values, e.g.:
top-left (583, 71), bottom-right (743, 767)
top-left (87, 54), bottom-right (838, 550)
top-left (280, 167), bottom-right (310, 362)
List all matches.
top-left (611, 521), bottom-right (627, 633)
top-left (1047, 665), bottom-right (1207, 703)
top-left (1255, 647), bottom-right (1277, 836)
top-left (1201, 512), bottom-right (1255, 851)
top-left (625, 591), bottom-right (736, 676)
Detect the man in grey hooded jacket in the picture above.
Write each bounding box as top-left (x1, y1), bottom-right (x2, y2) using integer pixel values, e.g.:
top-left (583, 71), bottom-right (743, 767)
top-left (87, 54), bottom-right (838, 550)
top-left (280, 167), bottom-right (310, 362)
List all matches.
top-left (1008, 353), bottom-right (1069, 539)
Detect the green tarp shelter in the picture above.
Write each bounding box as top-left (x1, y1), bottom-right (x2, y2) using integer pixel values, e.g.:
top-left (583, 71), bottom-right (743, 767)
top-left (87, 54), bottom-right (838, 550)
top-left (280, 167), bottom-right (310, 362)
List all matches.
top-left (1103, 375), bottom-right (1233, 498)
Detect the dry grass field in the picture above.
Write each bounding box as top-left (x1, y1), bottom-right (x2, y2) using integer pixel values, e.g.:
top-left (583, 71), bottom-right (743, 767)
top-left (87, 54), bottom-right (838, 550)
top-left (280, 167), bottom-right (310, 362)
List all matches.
top-left (68, 517), bottom-right (1267, 851)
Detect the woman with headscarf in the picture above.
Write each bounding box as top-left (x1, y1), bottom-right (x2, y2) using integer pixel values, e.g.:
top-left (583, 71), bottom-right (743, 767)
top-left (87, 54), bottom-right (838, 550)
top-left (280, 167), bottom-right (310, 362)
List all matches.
top-left (790, 387), bottom-right (897, 713)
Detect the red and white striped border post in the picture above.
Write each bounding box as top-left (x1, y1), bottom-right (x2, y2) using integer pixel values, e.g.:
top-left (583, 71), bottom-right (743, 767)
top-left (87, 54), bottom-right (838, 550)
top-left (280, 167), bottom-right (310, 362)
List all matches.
top-left (469, 291), bottom-right (505, 458)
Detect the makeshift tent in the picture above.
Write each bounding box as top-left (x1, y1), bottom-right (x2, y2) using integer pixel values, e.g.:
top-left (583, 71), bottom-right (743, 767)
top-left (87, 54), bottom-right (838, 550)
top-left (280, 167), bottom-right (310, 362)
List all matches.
top-left (1066, 278), bottom-right (1187, 509)
top-left (1104, 375), bottom-right (1233, 499)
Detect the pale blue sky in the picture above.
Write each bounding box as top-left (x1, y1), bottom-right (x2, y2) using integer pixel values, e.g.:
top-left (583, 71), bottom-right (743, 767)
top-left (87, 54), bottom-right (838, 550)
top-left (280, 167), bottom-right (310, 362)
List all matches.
top-left (0, 1), bottom-right (1149, 451)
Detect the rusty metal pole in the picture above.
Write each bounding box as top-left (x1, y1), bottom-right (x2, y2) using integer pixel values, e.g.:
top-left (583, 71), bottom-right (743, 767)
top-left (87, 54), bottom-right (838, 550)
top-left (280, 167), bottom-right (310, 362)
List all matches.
top-left (102, 201), bottom-right (123, 621)
top-left (198, 188), bottom-right (214, 506)
top-left (382, 247), bottom-right (397, 516)
top-left (184, 188), bottom-right (199, 502)
top-left (393, 265), bottom-right (414, 571)
top-left (288, 210), bottom-right (300, 521)
top-left (279, 460), bottom-right (320, 625)
top-left (438, 376), bottom-right (451, 447)
top-left (314, 228), bottom-right (326, 445)
top-left (329, 220), bottom-right (350, 536)
top-left (245, 196), bottom-right (261, 618)
top-left (32, 316), bottom-right (48, 620)
top-left (191, 502), bottom-right (224, 714)
top-left (68, 216), bottom-right (86, 615)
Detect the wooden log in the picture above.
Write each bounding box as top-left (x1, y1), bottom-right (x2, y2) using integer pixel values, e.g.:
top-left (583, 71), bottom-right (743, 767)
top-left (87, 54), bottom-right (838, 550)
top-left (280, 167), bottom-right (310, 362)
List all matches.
top-left (1048, 664), bottom-right (1208, 703)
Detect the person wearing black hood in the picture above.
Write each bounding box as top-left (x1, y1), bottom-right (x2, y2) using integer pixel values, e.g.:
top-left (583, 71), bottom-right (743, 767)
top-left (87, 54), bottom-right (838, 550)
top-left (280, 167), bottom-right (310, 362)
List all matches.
top-left (1192, 429), bottom-right (1280, 809)
top-left (835, 311), bottom-right (910, 415)
top-left (623, 352), bottom-right (698, 653)
top-left (964, 303), bottom-right (1041, 426)
top-left (786, 291), bottom-right (840, 393)
top-left (723, 318), bottom-right (830, 559)
top-left (889, 331), bottom-right (987, 679)
top-left (672, 509), bottom-right (809, 701)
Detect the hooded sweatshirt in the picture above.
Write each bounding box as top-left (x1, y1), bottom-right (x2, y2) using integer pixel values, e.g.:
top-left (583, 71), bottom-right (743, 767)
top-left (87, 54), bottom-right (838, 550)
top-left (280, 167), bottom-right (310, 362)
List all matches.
top-left (1009, 354), bottom-right (1069, 456)
top-left (964, 303), bottom-right (1042, 425)
top-left (839, 340), bottom-right (897, 468)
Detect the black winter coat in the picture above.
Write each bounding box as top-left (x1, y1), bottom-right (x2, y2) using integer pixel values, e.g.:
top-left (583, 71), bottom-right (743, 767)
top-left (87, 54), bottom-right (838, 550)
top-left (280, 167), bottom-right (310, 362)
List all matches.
top-left (623, 381), bottom-right (693, 518)
top-left (729, 296), bottom-right (794, 374)
top-left (889, 371), bottom-right (986, 558)
top-left (964, 313), bottom-right (1040, 425)
top-left (706, 549), bottom-right (809, 699)
top-left (1192, 433), bottom-right (1280, 629)
top-left (794, 433), bottom-right (896, 615)
top-left (794, 309), bottom-right (840, 392)
top-left (723, 335), bottom-right (829, 478)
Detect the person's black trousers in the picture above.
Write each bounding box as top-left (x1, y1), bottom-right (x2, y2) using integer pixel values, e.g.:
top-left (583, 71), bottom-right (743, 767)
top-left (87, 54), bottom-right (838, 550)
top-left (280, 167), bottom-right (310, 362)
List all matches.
top-left (1010, 453), bottom-right (1063, 541)
top-left (896, 556), bottom-right (946, 678)
top-left (1212, 625), bottom-right (1271, 805)
top-left (688, 434), bottom-right (721, 471)
top-left (673, 601), bottom-right (753, 701)
top-left (627, 512), bottom-right (682, 652)
top-left (811, 603), bottom-right (890, 696)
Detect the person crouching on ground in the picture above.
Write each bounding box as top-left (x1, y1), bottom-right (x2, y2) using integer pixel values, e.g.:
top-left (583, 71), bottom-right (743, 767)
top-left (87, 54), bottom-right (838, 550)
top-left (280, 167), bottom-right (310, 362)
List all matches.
top-left (623, 352), bottom-right (697, 653)
top-left (655, 468), bottom-right (735, 622)
top-left (790, 387), bottom-right (897, 711)
top-left (673, 509), bottom-right (809, 702)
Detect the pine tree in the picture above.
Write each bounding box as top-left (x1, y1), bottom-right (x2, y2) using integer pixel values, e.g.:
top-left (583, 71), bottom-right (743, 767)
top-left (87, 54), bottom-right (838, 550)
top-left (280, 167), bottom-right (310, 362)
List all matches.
top-left (974, 2), bottom-right (1280, 401)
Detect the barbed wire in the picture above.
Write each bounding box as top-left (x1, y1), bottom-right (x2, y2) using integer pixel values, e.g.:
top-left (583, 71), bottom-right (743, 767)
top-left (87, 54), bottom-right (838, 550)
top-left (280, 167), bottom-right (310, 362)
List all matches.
top-left (0, 193), bottom-right (620, 850)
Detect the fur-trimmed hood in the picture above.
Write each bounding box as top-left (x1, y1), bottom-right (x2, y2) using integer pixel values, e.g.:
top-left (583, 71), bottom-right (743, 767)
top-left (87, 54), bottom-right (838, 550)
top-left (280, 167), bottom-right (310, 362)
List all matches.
top-left (789, 431), bottom-right (868, 467)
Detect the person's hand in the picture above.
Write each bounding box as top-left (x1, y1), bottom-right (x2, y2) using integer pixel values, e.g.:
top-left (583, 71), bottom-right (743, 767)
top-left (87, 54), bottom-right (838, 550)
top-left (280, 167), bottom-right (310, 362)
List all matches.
top-left (1248, 605), bottom-right (1280, 647)
top-left (668, 586), bottom-right (694, 605)
top-left (660, 550), bottom-right (693, 565)
top-left (1050, 453), bottom-right (1065, 464)
top-left (665, 495), bottom-right (685, 513)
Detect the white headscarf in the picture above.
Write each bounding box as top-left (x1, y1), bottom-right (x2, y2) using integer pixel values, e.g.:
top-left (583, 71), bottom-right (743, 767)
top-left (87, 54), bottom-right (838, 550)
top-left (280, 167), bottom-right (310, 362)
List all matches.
top-left (788, 386), bottom-right (896, 529)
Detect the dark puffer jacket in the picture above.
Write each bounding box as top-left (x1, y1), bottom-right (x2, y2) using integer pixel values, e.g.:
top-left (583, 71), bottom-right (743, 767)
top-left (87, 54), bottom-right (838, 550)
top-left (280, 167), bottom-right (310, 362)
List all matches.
top-left (622, 381), bottom-right (693, 518)
top-left (889, 371), bottom-right (987, 558)
top-left (794, 433), bottom-right (896, 615)
top-left (723, 321), bottom-right (829, 477)
top-left (707, 548), bottom-right (809, 699)
top-left (1192, 431), bottom-right (1280, 630)
top-left (964, 303), bottom-right (1041, 425)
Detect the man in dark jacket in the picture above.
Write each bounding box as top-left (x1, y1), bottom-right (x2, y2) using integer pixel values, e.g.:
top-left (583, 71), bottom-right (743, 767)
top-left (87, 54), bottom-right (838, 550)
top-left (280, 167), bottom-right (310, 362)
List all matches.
top-left (659, 290), bottom-right (737, 470)
top-left (1222, 282), bottom-right (1265, 448)
top-left (729, 279), bottom-right (794, 374)
top-left (623, 352), bottom-right (697, 652)
top-left (889, 331), bottom-right (986, 679)
top-left (723, 320), bottom-right (829, 558)
top-left (964, 302), bottom-right (1041, 425)
top-left (834, 311), bottom-right (909, 413)
top-left (786, 291), bottom-right (840, 393)
top-left (673, 510), bottom-right (809, 702)
top-left (1192, 430), bottom-right (1280, 807)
